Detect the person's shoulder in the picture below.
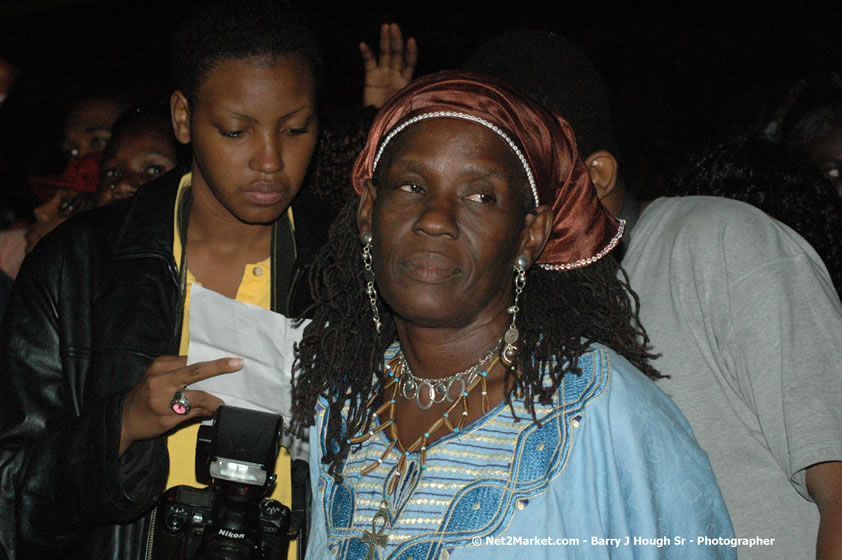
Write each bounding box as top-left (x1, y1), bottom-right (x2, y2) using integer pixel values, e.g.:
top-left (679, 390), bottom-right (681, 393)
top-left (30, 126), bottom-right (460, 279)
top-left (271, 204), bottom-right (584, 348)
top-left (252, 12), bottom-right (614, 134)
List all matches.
top-left (92, 168), bottom-right (182, 232)
top-left (26, 169), bottom-right (182, 269)
top-left (58, 168), bottom-right (180, 231)
top-left (634, 196), bottom-right (822, 269)
top-left (642, 195), bottom-right (781, 235)
top-left (579, 344), bottom-right (692, 429)
top-left (583, 344), bottom-right (657, 396)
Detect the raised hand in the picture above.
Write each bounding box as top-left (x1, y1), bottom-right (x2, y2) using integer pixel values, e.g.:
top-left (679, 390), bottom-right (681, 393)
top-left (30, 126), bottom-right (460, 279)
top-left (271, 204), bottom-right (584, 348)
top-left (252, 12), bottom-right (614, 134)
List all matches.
top-left (361, 23), bottom-right (418, 108)
top-left (119, 355), bottom-right (243, 454)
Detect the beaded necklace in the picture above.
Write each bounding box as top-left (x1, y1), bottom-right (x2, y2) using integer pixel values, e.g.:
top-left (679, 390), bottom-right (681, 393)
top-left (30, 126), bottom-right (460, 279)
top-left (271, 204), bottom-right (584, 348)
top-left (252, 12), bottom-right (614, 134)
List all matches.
top-left (347, 346), bottom-right (506, 559)
top-left (348, 354), bottom-right (497, 494)
top-left (351, 354), bottom-right (499, 559)
top-left (397, 338), bottom-right (501, 409)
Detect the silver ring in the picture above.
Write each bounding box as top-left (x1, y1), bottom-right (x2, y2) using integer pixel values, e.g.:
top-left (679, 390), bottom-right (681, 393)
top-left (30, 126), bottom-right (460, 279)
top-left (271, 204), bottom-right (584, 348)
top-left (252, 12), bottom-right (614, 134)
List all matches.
top-left (170, 389), bottom-right (191, 415)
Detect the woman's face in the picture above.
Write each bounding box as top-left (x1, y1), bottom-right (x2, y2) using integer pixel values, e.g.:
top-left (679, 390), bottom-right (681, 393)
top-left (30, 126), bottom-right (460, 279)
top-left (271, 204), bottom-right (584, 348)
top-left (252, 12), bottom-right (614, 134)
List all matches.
top-left (97, 124), bottom-right (178, 206)
top-left (61, 98), bottom-right (124, 162)
top-left (173, 54), bottom-right (318, 226)
top-left (359, 118), bottom-right (538, 330)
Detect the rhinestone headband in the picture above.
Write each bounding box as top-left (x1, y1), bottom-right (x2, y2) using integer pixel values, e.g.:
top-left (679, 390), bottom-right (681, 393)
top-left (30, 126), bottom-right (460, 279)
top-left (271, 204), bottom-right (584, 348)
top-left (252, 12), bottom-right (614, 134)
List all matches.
top-left (370, 111), bottom-right (541, 208)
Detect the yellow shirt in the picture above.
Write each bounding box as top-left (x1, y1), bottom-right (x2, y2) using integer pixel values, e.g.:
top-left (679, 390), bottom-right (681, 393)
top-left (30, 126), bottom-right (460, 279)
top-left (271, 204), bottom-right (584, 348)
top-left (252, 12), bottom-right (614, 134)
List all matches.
top-left (165, 173), bottom-right (296, 554)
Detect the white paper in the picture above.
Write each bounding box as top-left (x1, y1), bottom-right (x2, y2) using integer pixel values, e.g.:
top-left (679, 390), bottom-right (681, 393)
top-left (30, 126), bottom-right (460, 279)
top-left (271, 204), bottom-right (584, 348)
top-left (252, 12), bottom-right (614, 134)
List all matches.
top-left (186, 284), bottom-right (309, 459)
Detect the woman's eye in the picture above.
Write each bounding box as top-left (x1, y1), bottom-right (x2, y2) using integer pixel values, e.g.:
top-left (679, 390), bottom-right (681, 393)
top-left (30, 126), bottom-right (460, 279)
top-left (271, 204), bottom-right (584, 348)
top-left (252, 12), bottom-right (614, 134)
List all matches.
top-left (219, 129), bottom-right (243, 139)
top-left (144, 165), bottom-right (166, 177)
top-left (465, 192), bottom-right (496, 204)
top-left (88, 136), bottom-right (110, 152)
top-left (58, 196), bottom-right (79, 216)
top-left (63, 145), bottom-right (80, 160)
top-left (287, 127), bottom-right (309, 136)
top-left (103, 168), bottom-right (121, 180)
top-left (397, 183), bottom-right (424, 194)
top-left (90, 136), bottom-right (109, 150)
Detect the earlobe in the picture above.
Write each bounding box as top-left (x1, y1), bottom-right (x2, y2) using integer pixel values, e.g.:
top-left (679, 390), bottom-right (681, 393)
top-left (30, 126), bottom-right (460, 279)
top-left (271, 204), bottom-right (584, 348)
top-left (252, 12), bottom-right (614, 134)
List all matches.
top-left (170, 91), bottom-right (191, 145)
top-left (357, 179), bottom-right (377, 238)
top-left (585, 151), bottom-right (619, 201)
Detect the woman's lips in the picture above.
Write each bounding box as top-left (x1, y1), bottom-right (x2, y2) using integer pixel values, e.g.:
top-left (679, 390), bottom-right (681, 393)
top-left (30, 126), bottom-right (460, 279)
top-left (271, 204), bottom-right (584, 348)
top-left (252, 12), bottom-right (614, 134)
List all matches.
top-left (245, 182), bottom-right (287, 206)
top-left (400, 252), bottom-right (459, 284)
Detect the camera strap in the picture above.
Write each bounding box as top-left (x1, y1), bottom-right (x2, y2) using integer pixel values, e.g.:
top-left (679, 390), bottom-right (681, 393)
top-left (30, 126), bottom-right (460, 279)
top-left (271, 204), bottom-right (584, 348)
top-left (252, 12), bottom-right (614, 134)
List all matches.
top-left (290, 458), bottom-right (311, 558)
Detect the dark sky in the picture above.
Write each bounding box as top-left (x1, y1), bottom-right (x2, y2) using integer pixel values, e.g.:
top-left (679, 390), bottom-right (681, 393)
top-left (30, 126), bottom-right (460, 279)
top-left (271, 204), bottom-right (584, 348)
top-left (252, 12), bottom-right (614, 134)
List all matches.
top-left (1, 1), bottom-right (841, 196)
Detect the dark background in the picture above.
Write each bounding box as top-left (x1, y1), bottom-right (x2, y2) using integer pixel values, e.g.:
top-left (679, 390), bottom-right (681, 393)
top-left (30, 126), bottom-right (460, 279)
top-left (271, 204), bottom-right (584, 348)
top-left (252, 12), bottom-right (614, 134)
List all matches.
top-left (1, 0), bottom-right (841, 199)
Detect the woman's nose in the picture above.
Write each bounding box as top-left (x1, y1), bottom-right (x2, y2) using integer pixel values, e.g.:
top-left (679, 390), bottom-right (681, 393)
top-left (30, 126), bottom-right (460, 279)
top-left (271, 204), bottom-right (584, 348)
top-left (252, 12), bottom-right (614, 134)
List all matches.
top-left (110, 177), bottom-right (139, 199)
top-left (413, 193), bottom-right (458, 238)
top-left (250, 133), bottom-right (285, 174)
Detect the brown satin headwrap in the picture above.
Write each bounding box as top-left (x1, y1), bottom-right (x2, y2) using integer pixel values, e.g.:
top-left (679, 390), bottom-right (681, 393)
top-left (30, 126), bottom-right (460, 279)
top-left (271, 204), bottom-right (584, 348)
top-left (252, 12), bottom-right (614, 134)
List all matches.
top-left (351, 70), bottom-right (624, 270)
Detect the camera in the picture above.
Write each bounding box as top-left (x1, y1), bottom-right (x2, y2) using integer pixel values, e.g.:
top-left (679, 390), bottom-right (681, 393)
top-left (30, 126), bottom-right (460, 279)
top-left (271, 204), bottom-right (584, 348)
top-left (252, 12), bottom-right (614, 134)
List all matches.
top-left (151, 406), bottom-right (303, 560)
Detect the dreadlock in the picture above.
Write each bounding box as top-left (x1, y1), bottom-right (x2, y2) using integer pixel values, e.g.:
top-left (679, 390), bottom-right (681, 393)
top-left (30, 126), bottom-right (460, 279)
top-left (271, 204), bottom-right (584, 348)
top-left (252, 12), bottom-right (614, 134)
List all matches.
top-left (291, 197), bottom-right (660, 480)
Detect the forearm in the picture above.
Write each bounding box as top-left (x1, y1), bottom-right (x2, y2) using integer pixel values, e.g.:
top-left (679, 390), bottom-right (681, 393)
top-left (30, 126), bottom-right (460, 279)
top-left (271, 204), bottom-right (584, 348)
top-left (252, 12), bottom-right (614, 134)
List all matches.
top-left (2, 390), bottom-right (167, 552)
top-left (816, 504), bottom-right (842, 559)
top-left (807, 461), bottom-right (842, 559)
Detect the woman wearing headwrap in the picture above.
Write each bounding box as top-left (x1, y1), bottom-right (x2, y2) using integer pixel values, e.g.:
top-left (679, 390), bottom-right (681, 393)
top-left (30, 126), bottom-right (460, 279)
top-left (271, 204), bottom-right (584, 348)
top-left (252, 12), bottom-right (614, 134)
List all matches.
top-left (291, 72), bottom-right (734, 559)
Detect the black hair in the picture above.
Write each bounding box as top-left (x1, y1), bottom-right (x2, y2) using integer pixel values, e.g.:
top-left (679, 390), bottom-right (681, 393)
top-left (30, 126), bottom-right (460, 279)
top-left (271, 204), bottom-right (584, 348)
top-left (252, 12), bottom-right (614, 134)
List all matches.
top-left (768, 72), bottom-right (842, 153)
top-left (463, 30), bottom-right (619, 161)
top-left (291, 199), bottom-right (660, 480)
top-left (109, 104), bottom-right (171, 135)
top-left (103, 104), bottom-right (190, 166)
top-left (303, 105), bottom-right (377, 215)
top-left (169, 0), bottom-right (322, 105)
top-left (65, 87), bottom-right (134, 121)
top-left (669, 135), bottom-right (842, 299)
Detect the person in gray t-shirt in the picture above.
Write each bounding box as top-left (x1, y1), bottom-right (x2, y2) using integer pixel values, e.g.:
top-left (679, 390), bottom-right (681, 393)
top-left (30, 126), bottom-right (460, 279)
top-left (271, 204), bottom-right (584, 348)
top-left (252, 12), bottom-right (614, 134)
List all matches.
top-left (465, 30), bottom-right (842, 559)
top-left (621, 195), bottom-right (842, 559)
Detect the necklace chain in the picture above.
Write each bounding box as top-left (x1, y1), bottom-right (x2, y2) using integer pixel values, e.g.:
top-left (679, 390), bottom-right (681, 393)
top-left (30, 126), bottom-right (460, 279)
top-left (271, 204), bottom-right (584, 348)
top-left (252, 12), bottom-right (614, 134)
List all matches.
top-left (349, 349), bottom-right (503, 559)
top-left (398, 338), bottom-right (502, 409)
top-left (349, 355), bottom-right (497, 483)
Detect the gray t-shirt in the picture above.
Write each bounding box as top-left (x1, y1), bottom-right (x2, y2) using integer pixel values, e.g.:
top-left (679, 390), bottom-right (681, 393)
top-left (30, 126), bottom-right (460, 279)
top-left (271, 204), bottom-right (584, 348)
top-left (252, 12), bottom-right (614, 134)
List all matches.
top-left (622, 196), bottom-right (842, 559)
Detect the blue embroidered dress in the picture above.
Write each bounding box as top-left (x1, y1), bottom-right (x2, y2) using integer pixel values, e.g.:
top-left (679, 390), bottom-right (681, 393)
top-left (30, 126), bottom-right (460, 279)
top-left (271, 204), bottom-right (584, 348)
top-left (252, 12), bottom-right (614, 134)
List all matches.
top-left (308, 345), bottom-right (735, 559)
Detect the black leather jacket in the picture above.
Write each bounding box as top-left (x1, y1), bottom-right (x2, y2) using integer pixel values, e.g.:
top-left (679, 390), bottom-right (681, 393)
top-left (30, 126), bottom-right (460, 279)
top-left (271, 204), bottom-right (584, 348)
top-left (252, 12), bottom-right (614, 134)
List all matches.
top-left (0, 169), bottom-right (327, 559)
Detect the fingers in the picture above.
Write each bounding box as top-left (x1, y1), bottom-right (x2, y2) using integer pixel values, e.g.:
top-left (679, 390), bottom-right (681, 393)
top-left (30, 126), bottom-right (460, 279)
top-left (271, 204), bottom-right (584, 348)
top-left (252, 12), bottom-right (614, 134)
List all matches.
top-left (385, 24), bottom-right (408, 73)
top-left (402, 37), bottom-right (418, 80)
top-left (363, 23), bottom-right (414, 73)
top-left (144, 355), bottom-right (243, 386)
top-left (146, 354), bottom-right (187, 375)
top-left (359, 41), bottom-right (375, 71)
top-left (119, 356), bottom-right (243, 455)
top-left (178, 357), bottom-right (244, 387)
top-left (180, 390), bottom-right (225, 416)
top-left (378, 22), bottom-right (393, 64)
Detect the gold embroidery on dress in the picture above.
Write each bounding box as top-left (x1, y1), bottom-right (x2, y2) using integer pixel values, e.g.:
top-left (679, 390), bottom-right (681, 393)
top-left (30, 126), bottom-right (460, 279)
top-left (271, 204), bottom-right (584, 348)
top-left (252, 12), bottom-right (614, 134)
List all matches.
top-left (325, 348), bottom-right (613, 559)
top-left (425, 465), bottom-right (509, 478)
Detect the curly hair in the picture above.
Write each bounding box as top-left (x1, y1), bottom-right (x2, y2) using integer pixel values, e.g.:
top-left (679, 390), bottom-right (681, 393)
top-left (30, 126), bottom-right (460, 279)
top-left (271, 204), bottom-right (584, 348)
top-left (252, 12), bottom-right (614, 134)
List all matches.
top-left (104, 104), bottom-right (186, 164)
top-left (304, 106), bottom-right (377, 215)
top-left (169, 0), bottom-right (322, 105)
top-left (768, 72), bottom-right (842, 153)
top-left (669, 135), bottom-right (842, 299)
top-left (291, 198), bottom-right (661, 480)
